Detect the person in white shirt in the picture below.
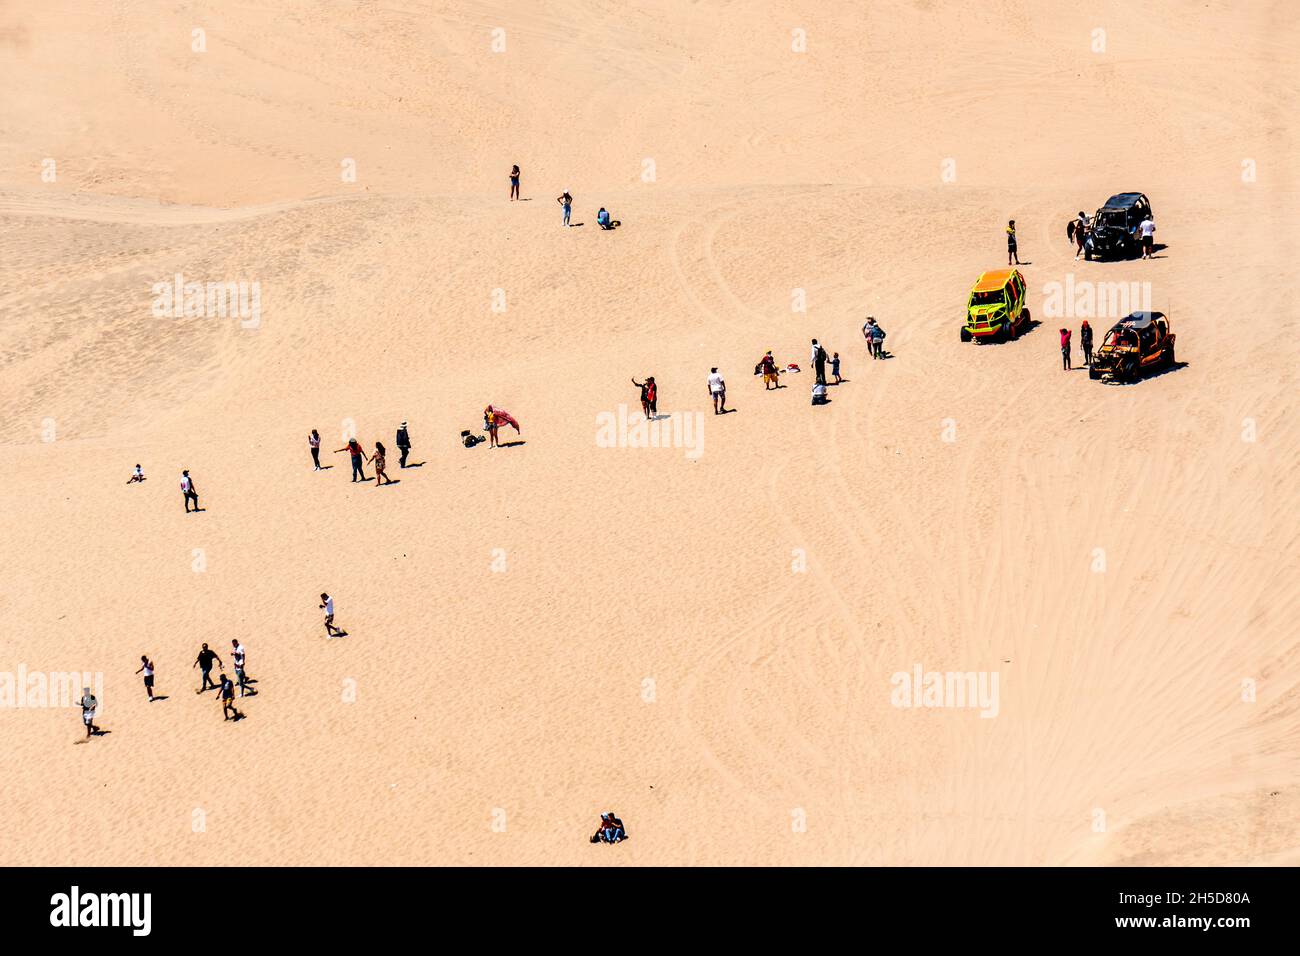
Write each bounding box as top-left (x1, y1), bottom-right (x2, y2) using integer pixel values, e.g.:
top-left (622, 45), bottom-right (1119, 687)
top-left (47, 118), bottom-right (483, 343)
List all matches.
top-left (80, 688), bottom-right (100, 737)
top-left (707, 367), bottom-right (727, 415)
top-left (135, 655), bottom-right (157, 701)
top-left (232, 640), bottom-right (253, 696)
top-left (127, 464), bottom-right (145, 484)
top-left (181, 470), bottom-right (200, 513)
top-left (1139, 217), bottom-right (1156, 259)
top-left (320, 593), bottom-right (343, 637)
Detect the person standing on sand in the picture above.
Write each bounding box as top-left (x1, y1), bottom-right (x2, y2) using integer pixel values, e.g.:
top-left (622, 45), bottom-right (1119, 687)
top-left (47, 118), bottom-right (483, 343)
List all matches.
top-left (756, 351), bottom-right (780, 390)
top-left (80, 688), bottom-right (100, 737)
top-left (309, 430), bottom-right (322, 470)
top-left (484, 406), bottom-right (500, 448)
top-left (1080, 320), bottom-right (1094, 366)
top-left (558, 191), bottom-right (572, 227)
top-left (135, 655), bottom-right (157, 701)
top-left (334, 438), bottom-right (369, 482)
top-left (1060, 328), bottom-right (1072, 371)
top-left (194, 642), bottom-right (222, 693)
top-left (373, 441), bottom-right (394, 486)
top-left (871, 321), bottom-right (887, 359)
top-left (218, 674), bottom-right (242, 721)
top-left (232, 640), bottom-right (253, 697)
top-left (396, 422), bottom-right (411, 468)
top-left (509, 165), bottom-right (520, 201)
top-left (1074, 211), bottom-right (1089, 260)
top-left (632, 377), bottom-right (654, 419)
top-left (832, 352), bottom-right (842, 384)
top-left (707, 367), bottom-right (727, 414)
top-left (181, 470), bottom-right (200, 513)
top-left (321, 593), bottom-right (342, 637)
top-left (812, 340), bottom-right (827, 385)
top-left (1006, 220), bottom-right (1020, 266)
top-left (1139, 214), bottom-right (1156, 259)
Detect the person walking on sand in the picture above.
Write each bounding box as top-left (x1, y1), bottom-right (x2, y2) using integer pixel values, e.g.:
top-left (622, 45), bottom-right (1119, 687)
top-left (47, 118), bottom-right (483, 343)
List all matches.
top-left (334, 437), bottom-right (369, 482)
top-left (232, 640), bottom-right (253, 697)
top-left (1060, 327), bottom-right (1072, 371)
top-left (557, 191), bottom-right (572, 227)
top-left (396, 422), bottom-right (412, 468)
top-left (193, 642), bottom-right (222, 693)
top-left (1139, 214), bottom-right (1156, 259)
top-left (1006, 219), bottom-right (1020, 266)
top-left (127, 464), bottom-right (145, 484)
top-left (832, 352), bottom-right (842, 384)
top-left (707, 367), bottom-right (727, 414)
top-left (812, 339), bottom-right (827, 385)
top-left (309, 429), bottom-right (322, 470)
top-left (372, 441), bottom-right (395, 486)
top-left (756, 351), bottom-right (781, 390)
top-left (218, 674), bottom-right (243, 721)
top-left (1080, 320), bottom-right (1094, 366)
top-left (871, 320), bottom-right (887, 359)
top-left (80, 688), bottom-right (100, 737)
top-left (181, 470), bottom-right (200, 513)
top-left (509, 165), bottom-right (520, 201)
top-left (321, 593), bottom-right (342, 638)
top-left (135, 655), bottom-right (157, 701)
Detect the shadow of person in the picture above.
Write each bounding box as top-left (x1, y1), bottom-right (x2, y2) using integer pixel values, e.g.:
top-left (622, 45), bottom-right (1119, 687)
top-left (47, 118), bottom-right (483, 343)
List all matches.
top-left (499, 440), bottom-right (527, 448)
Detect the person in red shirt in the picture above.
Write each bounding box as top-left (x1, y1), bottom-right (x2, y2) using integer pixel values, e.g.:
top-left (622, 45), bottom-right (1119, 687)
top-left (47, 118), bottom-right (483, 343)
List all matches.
top-left (334, 438), bottom-right (370, 482)
top-left (1060, 328), bottom-right (1072, 371)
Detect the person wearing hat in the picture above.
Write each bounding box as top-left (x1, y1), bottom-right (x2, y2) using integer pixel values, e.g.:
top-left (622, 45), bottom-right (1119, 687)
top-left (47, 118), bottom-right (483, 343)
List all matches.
top-left (395, 421), bottom-right (412, 468)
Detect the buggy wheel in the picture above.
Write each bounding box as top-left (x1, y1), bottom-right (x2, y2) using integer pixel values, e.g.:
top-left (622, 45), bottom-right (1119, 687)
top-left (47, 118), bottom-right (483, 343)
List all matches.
top-left (960, 327), bottom-right (971, 343)
top-left (1089, 366), bottom-right (1101, 381)
top-left (1165, 344), bottom-right (1176, 368)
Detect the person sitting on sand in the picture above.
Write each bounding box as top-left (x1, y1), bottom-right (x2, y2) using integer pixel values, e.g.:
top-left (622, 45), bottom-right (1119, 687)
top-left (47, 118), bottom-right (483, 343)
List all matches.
top-left (811, 382), bottom-right (829, 406)
top-left (127, 464), bottom-right (145, 484)
top-left (590, 812), bottom-right (627, 844)
top-left (597, 208), bottom-right (620, 230)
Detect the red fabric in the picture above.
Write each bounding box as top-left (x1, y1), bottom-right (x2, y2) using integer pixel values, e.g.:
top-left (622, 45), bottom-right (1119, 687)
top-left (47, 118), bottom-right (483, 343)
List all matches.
top-left (492, 409), bottom-right (520, 432)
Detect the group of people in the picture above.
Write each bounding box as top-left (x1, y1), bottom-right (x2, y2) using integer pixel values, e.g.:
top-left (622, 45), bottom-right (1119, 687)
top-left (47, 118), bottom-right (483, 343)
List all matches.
top-left (550, 183), bottom-right (619, 230)
top-left (1070, 209), bottom-right (1157, 260)
top-left (310, 421), bottom-right (414, 484)
top-left (1058, 320), bottom-right (1095, 371)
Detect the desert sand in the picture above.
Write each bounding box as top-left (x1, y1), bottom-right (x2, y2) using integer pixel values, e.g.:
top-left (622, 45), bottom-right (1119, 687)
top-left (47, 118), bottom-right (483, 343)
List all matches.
top-left (1, 1), bottom-right (1297, 866)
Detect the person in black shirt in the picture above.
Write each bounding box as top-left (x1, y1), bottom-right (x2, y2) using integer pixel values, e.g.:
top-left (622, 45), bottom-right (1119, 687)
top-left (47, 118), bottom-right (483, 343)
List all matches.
top-left (396, 422), bottom-right (412, 468)
top-left (193, 643), bottom-right (222, 693)
top-left (218, 674), bottom-right (243, 721)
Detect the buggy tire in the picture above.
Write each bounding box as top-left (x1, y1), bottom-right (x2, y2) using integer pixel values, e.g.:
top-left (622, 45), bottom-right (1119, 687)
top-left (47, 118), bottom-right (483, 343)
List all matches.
top-left (960, 327), bottom-right (971, 343)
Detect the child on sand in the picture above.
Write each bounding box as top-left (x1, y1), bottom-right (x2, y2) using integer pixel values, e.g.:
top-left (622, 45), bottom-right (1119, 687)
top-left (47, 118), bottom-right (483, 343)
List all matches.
top-left (832, 352), bottom-right (842, 384)
top-left (707, 368), bottom-right (727, 414)
top-left (509, 165), bottom-right (520, 201)
top-left (321, 593), bottom-right (342, 637)
top-left (127, 464), bottom-right (145, 484)
top-left (135, 655), bottom-right (156, 701)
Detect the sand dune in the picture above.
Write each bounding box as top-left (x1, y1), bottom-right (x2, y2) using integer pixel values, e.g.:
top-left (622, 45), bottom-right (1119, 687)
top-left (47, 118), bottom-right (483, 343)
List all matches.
top-left (1, 1), bottom-right (1297, 865)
